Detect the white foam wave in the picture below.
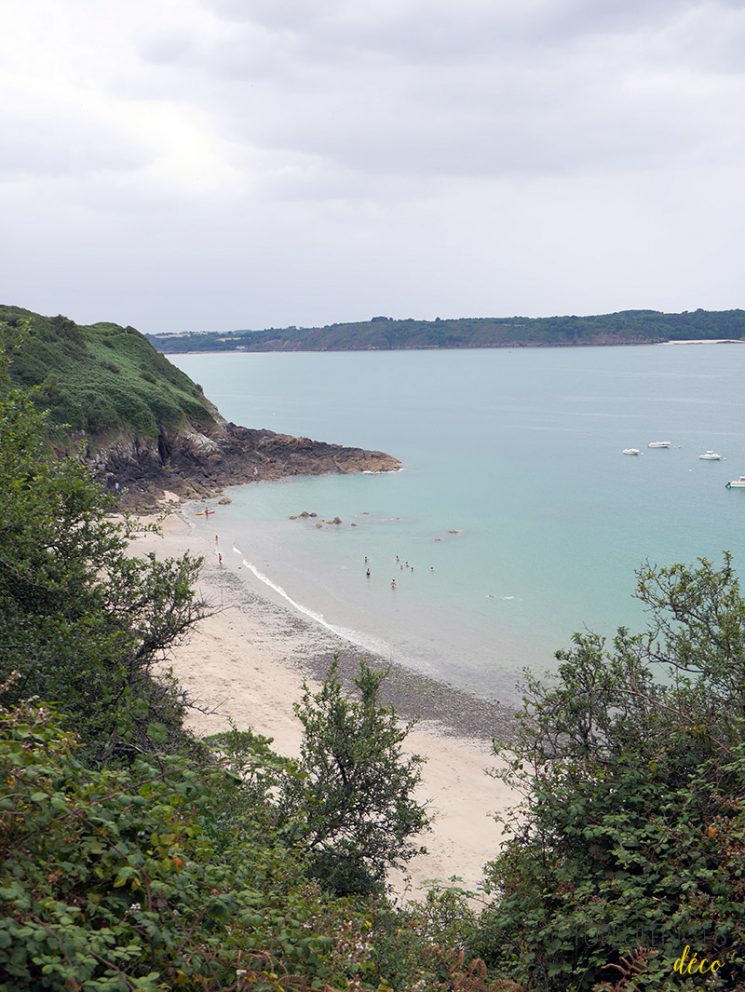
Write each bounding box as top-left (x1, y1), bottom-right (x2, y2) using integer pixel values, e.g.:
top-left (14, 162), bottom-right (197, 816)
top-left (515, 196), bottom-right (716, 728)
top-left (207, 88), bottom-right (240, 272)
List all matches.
top-left (241, 557), bottom-right (394, 659)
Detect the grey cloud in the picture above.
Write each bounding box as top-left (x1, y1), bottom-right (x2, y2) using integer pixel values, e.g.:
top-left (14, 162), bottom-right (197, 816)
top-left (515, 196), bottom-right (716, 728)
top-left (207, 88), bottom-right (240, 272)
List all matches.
top-left (138, 0), bottom-right (739, 192)
top-left (195, 0), bottom-right (697, 64)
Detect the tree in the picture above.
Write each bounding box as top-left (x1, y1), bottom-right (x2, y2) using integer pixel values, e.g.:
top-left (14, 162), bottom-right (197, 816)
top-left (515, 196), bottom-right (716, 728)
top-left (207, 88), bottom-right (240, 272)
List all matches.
top-left (281, 660), bottom-right (431, 896)
top-left (0, 328), bottom-right (206, 763)
top-left (476, 556), bottom-right (745, 991)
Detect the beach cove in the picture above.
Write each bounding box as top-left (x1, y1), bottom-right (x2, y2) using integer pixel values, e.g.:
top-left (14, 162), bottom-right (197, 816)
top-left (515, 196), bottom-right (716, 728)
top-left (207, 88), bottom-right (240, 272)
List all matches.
top-left (129, 510), bottom-right (517, 899)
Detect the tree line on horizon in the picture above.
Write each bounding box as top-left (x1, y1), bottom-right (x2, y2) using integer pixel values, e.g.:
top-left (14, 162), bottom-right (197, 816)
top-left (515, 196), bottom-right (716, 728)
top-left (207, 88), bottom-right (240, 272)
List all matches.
top-left (148, 307), bottom-right (745, 353)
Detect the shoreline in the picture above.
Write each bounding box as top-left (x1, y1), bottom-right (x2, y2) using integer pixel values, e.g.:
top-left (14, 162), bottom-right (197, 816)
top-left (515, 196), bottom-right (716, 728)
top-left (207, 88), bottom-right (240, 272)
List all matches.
top-left (180, 502), bottom-right (518, 742)
top-left (128, 508), bottom-right (518, 898)
top-left (157, 338), bottom-right (745, 357)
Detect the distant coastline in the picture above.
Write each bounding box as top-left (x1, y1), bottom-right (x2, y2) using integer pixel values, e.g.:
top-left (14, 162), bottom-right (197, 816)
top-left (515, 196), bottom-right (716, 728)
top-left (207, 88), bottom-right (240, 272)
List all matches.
top-left (148, 307), bottom-right (745, 354)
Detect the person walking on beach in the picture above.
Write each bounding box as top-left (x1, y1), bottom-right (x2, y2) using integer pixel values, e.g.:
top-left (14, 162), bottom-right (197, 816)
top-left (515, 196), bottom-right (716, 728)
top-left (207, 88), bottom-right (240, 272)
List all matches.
top-left (218, 552), bottom-right (223, 566)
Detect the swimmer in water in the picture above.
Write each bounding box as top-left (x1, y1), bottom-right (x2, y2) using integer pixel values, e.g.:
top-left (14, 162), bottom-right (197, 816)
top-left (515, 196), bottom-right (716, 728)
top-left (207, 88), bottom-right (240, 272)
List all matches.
top-left (395, 555), bottom-right (400, 563)
top-left (364, 555), bottom-right (368, 564)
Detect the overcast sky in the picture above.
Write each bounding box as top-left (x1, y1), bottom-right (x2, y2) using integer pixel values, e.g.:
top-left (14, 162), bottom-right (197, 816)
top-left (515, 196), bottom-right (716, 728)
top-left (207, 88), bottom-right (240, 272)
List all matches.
top-left (2, 0), bottom-right (745, 333)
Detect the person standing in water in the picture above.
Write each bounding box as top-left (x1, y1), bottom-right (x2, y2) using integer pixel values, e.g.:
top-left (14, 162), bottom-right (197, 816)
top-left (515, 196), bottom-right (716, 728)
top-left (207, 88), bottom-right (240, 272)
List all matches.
top-left (391, 578), bottom-right (397, 589)
top-left (366, 568), bottom-right (371, 578)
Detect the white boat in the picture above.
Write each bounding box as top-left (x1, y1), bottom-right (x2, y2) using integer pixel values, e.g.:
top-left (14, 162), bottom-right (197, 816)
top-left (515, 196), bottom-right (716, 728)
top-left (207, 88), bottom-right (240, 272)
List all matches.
top-left (647, 441), bottom-right (671, 449)
top-left (699, 450), bottom-right (722, 461)
top-left (726, 476), bottom-right (745, 489)
top-left (622, 448), bottom-right (640, 456)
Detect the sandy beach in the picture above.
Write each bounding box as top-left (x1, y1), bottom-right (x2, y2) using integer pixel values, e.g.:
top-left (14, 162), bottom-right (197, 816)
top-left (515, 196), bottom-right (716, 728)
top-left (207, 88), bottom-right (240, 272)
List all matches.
top-left (128, 509), bottom-right (518, 900)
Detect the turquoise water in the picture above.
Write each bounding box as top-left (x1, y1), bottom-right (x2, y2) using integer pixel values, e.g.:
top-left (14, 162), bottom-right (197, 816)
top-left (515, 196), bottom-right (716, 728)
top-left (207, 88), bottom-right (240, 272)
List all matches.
top-left (173, 345), bottom-right (745, 704)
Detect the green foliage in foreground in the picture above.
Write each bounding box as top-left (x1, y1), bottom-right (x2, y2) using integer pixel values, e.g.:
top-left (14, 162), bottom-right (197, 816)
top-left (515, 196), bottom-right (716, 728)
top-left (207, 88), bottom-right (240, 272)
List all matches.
top-left (478, 556), bottom-right (745, 991)
top-left (149, 308), bottom-right (745, 353)
top-left (0, 305), bottom-right (214, 437)
top-left (208, 664), bottom-right (431, 900)
top-left (280, 662), bottom-right (430, 896)
top-left (0, 385), bottom-right (206, 763)
top-left (0, 703), bottom-right (509, 991)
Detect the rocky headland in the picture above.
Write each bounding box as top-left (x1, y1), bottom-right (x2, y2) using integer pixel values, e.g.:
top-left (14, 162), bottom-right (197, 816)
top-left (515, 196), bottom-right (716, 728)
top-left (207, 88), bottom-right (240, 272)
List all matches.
top-left (0, 306), bottom-right (400, 511)
top-left (84, 418), bottom-right (400, 511)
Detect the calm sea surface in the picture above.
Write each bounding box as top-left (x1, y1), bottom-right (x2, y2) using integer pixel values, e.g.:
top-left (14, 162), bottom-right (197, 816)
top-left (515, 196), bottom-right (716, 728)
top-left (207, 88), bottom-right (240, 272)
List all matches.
top-left (172, 345), bottom-right (745, 704)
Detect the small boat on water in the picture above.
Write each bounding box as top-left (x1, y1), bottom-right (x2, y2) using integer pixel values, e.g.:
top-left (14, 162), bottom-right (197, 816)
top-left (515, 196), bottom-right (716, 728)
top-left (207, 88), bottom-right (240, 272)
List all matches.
top-left (726, 476), bottom-right (745, 489)
top-left (648, 441), bottom-right (671, 449)
top-left (699, 450), bottom-right (722, 461)
top-left (622, 448), bottom-right (640, 456)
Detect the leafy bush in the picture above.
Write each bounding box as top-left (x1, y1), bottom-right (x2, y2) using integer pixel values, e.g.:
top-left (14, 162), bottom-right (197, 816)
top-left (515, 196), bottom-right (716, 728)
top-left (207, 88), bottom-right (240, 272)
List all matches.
top-left (0, 385), bottom-right (205, 763)
top-left (476, 557), bottom-right (745, 991)
top-left (0, 703), bottom-right (357, 991)
top-left (280, 662), bottom-right (430, 897)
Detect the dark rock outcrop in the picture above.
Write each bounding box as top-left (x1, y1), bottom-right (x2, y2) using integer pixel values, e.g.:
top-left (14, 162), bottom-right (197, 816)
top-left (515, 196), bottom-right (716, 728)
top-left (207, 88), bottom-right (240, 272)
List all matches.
top-left (83, 420), bottom-right (400, 511)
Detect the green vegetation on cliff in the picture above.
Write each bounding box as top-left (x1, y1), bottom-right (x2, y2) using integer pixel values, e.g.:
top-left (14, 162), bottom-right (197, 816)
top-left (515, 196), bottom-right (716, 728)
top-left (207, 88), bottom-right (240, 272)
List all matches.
top-left (149, 308), bottom-right (745, 353)
top-left (0, 305), bottom-right (215, 437)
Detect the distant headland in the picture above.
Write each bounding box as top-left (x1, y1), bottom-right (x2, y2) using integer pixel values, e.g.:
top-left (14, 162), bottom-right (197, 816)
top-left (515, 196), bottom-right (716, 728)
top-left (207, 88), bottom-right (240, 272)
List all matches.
top-left (147, 308), bottom-right (745, 354)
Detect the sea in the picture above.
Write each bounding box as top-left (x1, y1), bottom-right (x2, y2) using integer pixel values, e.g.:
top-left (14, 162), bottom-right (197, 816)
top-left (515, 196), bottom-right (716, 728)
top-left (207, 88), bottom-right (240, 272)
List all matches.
top-left (172, 343), bottom-right (745, 705)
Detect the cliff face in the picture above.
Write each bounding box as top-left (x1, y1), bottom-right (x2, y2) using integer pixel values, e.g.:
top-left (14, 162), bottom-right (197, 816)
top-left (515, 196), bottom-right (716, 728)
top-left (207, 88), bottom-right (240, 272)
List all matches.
top-left (84, 420), bottom-right (400, 510)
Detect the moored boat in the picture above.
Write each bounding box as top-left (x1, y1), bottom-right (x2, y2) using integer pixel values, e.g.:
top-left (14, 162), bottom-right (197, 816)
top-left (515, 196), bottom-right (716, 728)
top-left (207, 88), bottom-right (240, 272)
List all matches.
top-left (699, 450), bottom-right (722, 461)
top-left (622, 448), bottom-right (640, 456)
top-left (725, 476), bottom-right (745, 489)
top-left (647, 441), bottom-right (671, 448)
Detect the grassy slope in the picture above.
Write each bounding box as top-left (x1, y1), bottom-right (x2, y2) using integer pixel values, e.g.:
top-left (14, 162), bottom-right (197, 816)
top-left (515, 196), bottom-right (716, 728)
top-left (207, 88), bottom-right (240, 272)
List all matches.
top-left (149, 308), bottom-right (745, 353)
top-left (1, 306), bottom-right (215, 439)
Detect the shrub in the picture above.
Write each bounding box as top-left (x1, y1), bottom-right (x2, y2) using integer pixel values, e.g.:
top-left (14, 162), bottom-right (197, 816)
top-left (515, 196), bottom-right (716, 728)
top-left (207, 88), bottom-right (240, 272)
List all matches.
top-left (0, 704), bottom-right (355, 991)
top-left (0, 385), bottom-right (205, 763)
top-left (280, 661), bottom-right (430, 896)
top-left (477, 557), bottom-right (745, 991)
